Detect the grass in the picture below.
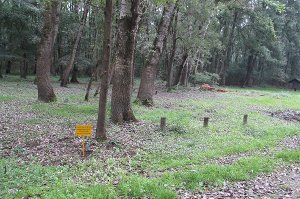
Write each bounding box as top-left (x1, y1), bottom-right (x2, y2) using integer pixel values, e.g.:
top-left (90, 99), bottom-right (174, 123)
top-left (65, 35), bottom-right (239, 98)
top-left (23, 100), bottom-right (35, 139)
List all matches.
top-left (31, 102), bottom-right (97, 120)
top-left (161, 156), bottom-right (276, 190)
top-left (0, 155), bottom-right (280, 198)
top-left (0, 95), bottom-right (16, 102)
top-left (276, 149), bottom-right (300, 162)
top-left (1, 76), bottom-right (300, 198)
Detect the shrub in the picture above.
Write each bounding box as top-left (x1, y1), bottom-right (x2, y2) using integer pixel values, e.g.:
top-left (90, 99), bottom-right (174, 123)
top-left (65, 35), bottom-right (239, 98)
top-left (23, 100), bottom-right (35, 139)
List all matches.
top-left (190, 72), bottom-right (220, 85)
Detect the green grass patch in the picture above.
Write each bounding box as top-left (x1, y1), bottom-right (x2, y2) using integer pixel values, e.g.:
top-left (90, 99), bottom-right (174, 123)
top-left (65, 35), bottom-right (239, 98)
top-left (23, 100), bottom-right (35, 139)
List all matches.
top-left (0, 95), bottom-right (16, 102)
top-left (276, 149), bottom-right (300, 163)
top-left (0, 156), bottom-right (278, 198)
top-left (161, 156), bottom-right (276, 191)
top-left (0, 158), bottom-right (69, 198)
top-left (31, 102), bottom-right (97, 121)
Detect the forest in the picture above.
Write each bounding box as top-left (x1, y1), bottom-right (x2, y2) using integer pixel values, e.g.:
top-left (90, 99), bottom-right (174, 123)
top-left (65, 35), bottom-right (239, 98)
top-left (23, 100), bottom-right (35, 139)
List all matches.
top-left (1, 0), bottom-right (300, 198)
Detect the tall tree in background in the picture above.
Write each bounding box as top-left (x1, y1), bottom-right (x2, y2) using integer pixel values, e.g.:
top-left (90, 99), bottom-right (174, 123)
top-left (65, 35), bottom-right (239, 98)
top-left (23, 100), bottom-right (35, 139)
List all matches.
top-left (0, 62), bottom-right (3, 78)
top-left (111, 0), bottom-right (142, 123)
top-left (219, 9), bottom-right (239, 85)
top-left (137, 2), bottom-right (176, 105)
top-left (60, 0), bottom-right (92, 87)
top-left (36, 0), bottom-right (61, 102)
top-left (96, 0), bottom-right (113, 139)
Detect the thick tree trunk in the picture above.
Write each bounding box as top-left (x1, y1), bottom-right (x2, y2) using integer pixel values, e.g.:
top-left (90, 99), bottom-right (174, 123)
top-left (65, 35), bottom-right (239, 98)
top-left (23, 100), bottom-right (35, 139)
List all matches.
top-left (137, 2), bottom-right (176, 105)
top-left (180, 60), bottom-right (189, 86)
top-left (95, 0), bottom-right (113, 140)
top-left (61, 0), bottom-right (91, 87)
top-left (166, 7), bottom-right (179, 89)
top-left (70, 65), bottom-right (79, 83)
top-left (6, 60), bottom-right (11, 74)
top-left (111, 0), bottom-right (141, 123)
top-left (20, 53), bottom-right (28, 79)
top-left (36, 0), bottom-right (61, 102)
top-left (172, 52), bottom-right (188, 86)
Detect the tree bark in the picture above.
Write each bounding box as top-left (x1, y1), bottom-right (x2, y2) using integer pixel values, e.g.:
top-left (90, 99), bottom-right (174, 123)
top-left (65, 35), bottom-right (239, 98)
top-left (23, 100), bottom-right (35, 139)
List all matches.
top-left (36, 0), bottom-right (61, 102)
top-left (61, 0), bottom-right (92, 87)
top-left (84, 77), bottom-right (93, 101)
top-left (6, 60), bottom-right (11, 74)
top-left (166, 7), bottom-right (179, 89)
top-left (20, 53), bottom-right (28, 79)
top-left (173, 52), bottom-right (188, 86)
top-left (111, 0), bottom-right (141, 123)
top-left (95, 0), bottom-right (113, 139)
top-left (0, 62), bottom-right (3, 78)
top-left (243, 50), bottom-right (256, 87)
top-left (70, 65), bottom-right (79, 83)
top-left (137, 2), bottom-right (176, 105)
top-left (180, 60), bottom-right (189, 86)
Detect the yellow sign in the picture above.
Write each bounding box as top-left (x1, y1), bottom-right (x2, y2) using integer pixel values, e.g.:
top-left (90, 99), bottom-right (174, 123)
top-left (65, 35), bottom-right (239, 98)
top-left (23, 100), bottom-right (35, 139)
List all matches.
top-left (75, 124), bottom-right (92, 137)
top-left (75, 124), bottom-right (93, 158)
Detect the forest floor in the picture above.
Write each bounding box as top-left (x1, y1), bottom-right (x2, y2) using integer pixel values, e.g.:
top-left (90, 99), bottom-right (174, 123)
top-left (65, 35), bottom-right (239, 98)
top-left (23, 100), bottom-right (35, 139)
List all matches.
top-left (1, 76), bottom-right (300, 198)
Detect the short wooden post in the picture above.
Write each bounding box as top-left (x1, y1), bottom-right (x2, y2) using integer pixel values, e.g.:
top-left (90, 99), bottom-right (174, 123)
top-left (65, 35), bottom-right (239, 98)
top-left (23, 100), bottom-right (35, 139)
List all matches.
top-left (82, 137), bottom-right (85, 158)
top-left (203, 117), bottom-right (209, 127)
top-left (160, 117), bottom-right (166, 131)
top-left (243, 114), bottom-right (248, 125)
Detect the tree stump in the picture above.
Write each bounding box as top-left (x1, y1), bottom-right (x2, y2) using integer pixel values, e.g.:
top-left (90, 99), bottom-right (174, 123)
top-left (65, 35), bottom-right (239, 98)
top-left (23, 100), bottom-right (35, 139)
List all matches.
top-left (160, 117), bottom-right (166, 131)
top-left (203, 117), bottom-right (209, 127)
top-left (243, 114), bottom-right (248, 125)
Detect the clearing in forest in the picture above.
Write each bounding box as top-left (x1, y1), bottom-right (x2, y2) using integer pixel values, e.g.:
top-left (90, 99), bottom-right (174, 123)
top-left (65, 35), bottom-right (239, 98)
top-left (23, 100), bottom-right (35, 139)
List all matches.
top-left (1, 77), bottom-right (300, 198)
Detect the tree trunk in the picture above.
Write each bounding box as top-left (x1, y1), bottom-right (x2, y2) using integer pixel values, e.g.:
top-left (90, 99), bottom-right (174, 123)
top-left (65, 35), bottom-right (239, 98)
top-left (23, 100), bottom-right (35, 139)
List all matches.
top-left (84, 78), bottom-right (93, 101)
top-left (95, 0), bottom-right (113, 140)
top-left (173, 52), bottom-right (188, 86)
top-left (70, 65), bottom-right (79, 83)
top-left (137, 2), bottom-right (177, 105)
top-left (0, 62), bottom-right (3, 78)
top-left (180, 60), bottom-right (189, 86)
top-left (243, 50), bottom-right (256, 87)
top-left (111, 0), bottom-right (141, 123)
top-left (61, 0), bottom-right (92, 87)
top-left (20, 53), bottom-right (28, 79)
top-left (6, 60), bottom-right (11, 74)
top-left (36, 0), bottom-right (61, 102)
top-left (166, 7), bottom-right (179, 89)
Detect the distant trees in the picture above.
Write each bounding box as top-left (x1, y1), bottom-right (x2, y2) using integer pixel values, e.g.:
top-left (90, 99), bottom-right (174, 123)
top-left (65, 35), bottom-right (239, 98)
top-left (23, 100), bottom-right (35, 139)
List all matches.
top-left (1, 0), bottom-right (300, 124)
top-left (0, 0), bottom-right (41, 79)
top-left (36, 0), bottom-right (61, 102)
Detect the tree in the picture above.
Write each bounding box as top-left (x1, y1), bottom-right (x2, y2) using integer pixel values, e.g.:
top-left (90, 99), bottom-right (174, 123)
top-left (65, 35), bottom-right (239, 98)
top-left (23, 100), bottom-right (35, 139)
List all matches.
top-left (0, 62), bottom-right (2, 78)
top-left (111, 0), bottom-right (142, 123)
top-left (137, 2), bottom-right (176, 105)
top-left (36, 0), bottom-right (61, 102)
top-left (0, 0), bottom-right (41, 78)
top-left (60, 0), bottom-right (92, 87)
top-left (95, 0), bottom-right (113, 139)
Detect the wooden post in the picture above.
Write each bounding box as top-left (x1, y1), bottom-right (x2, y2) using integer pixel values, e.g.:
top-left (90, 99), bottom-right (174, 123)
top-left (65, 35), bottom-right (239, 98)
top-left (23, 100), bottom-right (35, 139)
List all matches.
top-left (82, 137), bottom-right (85, 158)
top-left (203, 117), bottom-right (209, 127)
top-left (160, 117), bottom-right (166, 131)
top-left (243, 114), bottom-right (248, 125)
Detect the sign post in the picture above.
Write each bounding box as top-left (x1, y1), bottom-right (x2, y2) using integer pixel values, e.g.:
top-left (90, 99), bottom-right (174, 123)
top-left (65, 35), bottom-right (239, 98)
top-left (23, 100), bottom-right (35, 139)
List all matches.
top-left (75, 124), bottom-right (92, 158)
